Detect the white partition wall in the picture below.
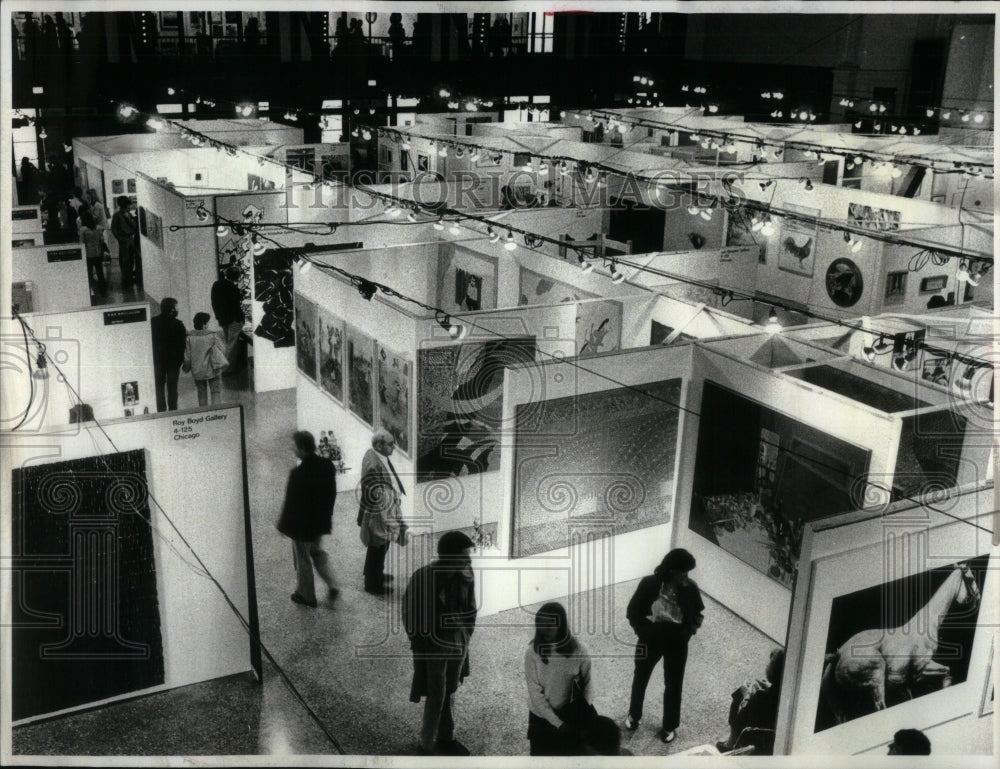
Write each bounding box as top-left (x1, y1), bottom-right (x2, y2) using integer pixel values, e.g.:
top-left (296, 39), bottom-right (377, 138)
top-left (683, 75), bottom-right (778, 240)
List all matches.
top-left (2, 404), bottom-right (260, 723)
top-left (673, 340), bottom-right (902, 642)
top-left (777, 485), bottom-right (996, 755)
top-left (2, 303), bottom-right (155, 432)
top-left (11, 244), bottom-right (91, 313)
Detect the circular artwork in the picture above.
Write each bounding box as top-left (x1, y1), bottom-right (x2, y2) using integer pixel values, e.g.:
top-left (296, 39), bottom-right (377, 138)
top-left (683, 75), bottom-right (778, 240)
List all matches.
top-left (825, 258), bottom-right (864, 307)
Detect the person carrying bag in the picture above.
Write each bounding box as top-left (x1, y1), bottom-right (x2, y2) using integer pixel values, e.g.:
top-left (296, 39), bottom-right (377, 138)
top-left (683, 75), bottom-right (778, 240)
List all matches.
top-left (183, 312), bottom-right (228, 406)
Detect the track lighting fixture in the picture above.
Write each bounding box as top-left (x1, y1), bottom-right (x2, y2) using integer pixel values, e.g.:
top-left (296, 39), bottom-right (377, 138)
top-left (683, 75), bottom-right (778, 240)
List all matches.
top-left (406, 211), bottom-right (419, 223)
top-left (33, 346), bottom-right (49, 380)
top-left (579, 254), bottom-right (594, 274)
top-left (216, 225), bottom-right (230, 238)
top-left (800, 177), bottom-right (814, 191)
top-left (862, 335), bottom-right (892, 361)
top-left (355, 279), bottom-right (378, 302)
top-left (487, 226), bottom-right (500, 243)
top-left (765, 307), bottom-right (781, 333)
top-left (433, 217), bottom-right (445, 231)
top-left (385, 203), bottom-right (401, 218)
top-left (957, 260), bottom-right (980, 286)
top-left (504, 230), bottom-right (517, 251)
top-left (436, 312), bottom-right (467, 340)
top-left (610, 261), bottom-right (626, 284)
top-left (448, 222), bottom-right (461, 236)
top-left (196, 207), bottom-right (210, 223)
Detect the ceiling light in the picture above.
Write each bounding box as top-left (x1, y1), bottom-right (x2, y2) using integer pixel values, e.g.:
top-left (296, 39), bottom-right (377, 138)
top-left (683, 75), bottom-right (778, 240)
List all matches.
top-left (487, 227), bottom-right (500, 243)
top-left (504, 230), bottom-right (517, 250)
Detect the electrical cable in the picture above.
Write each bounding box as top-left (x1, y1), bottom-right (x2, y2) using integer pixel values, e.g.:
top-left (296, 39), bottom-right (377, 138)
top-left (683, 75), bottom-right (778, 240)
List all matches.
top-left (8, 311), bottom-right (36, 432)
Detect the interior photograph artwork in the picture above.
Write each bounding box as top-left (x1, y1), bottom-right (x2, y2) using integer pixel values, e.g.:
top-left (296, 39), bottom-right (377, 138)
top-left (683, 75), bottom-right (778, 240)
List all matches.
top-left (0, 2), bottom-right (996, 767)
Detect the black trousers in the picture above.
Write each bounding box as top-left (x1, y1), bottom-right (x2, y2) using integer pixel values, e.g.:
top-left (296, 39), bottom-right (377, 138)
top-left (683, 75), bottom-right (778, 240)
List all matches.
top-left (363, 541), bottom-right (389, 590)
top-left (628, 624), bottom-right (690, 731)
top-left (155, 366), bottom-right (180, 412)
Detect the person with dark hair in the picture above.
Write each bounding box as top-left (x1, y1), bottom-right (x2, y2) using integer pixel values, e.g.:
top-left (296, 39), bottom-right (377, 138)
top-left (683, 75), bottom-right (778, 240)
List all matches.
top-left (624, 548), bottom-right (705, 744)
top-left (183, 312), bottom-right (227, 406)
top-left (402, 530), bottom-right (477, 756)
top-left (888, 728), bottom-right (931, 755)
top-left (524, 601), bottom-right (593, 755)
top-left (19, 157), bottom-right (40, 204)
top-left (275, 430), bottom-right (338, 608)
top-left (358, 429), bottom-right (407, 594)
top-left (78, 209), bottom-right (106, 296)
top-left (211, 265), bottom-right (246, 374)
top-left (111, 195), bottom-right (138, 289)
top-left (150, 297), bottom-right (187, 412)
top-left (388, 12), bottom-right (406, 60)
top-left (716, 648), bottom-right (785, 754)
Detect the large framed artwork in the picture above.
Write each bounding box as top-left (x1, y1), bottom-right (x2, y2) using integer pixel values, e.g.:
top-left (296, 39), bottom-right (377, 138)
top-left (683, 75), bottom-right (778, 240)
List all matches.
top-left (777, 204), bottom-right (820, 277)
top-left (346, 325), bottom-right (375, 426)
top-left (317, 307), bottom-right (345, 402)
top-left (377, 345), bottom-right (412, 456)
top-left (436, 243), bottom-right (498, 314)
top-left (519, 267), bottom-right (595, 306)
top-left (11, 450), bottom-right (165, 721)
top-left (416, 337), bottom-right (537, 481)
top-left (688, 381), bottom-right (871, 586)
top-left (295, 295), bottom-right (318, 380)
top-left (512, 378), bottom-right (682, 557)
top-left (777, 489), bottom-right (996, 755)
top-left (576, 299), bottom-right (622, 357)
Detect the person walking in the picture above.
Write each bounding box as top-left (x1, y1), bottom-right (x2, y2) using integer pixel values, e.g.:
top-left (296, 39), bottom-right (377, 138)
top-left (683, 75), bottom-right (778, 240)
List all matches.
top-left (110, 195), bottom-right (138, 289)
top-left (211, 265), bottom-right (245, 374)
top-left (402, 530), bottom-right (477, 756)
top-left (78, 209), bottom-right (106, 296)
top-left (150, 297), bottom-right (186, 412)
top-left (357, 429), bottom-right (407, 595)
top-left (624, 548), bottom-right (705, 744)
top-left (183, 312), bottom-right (227, 406)
top-left (275, 430), bottom-right (338, 607)
top-left (525, 602), bottom-right (594, 756)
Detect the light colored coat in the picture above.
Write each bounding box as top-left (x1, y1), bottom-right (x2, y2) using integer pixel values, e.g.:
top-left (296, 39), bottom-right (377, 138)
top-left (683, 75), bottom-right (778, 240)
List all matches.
top-left (358, 448), bottom-right (403, 547)
top-left (184, 329), bottom-right (227, 381)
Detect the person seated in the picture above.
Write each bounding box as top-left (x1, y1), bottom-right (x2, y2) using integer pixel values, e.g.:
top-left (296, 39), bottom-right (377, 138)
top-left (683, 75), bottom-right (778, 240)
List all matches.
top-left (715, 648), bottom-right (784, 754)
top-left (887, 728), bottom-right (931, 755)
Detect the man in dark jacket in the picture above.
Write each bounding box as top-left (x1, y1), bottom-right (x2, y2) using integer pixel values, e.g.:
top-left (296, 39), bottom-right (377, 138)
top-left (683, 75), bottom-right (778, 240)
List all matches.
top-left (276, 430), bottom-right (338, 607)
top-left (624, 548), bottom-right (705, 744)
top-left (211, 265), bottom-right (245, 374)
top-left (150, 297), bottom-right (187, 412)
top-left (402, 530), bottom-right (477, 756)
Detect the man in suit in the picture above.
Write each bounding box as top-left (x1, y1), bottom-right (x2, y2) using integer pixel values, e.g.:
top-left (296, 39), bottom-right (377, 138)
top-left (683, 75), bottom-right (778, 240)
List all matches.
top-left (150, 297), bottom-right (187, 412)
top-left (276, 430), bottom-right (338, 607)
top-left (358, 429), bottom-right (406, 595)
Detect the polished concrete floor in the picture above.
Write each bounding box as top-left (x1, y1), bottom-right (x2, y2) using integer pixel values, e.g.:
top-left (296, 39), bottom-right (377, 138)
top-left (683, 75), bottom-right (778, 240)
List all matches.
top-left (12, 376), bottom-right (776, 758)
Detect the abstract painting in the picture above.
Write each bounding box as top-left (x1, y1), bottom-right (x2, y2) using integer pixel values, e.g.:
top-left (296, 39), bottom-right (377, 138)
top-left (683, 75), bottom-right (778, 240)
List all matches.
top-left (417, 337), bottom-right (537, 481)
top-left (317, 307), bottom-right (344, 402)
top-left (346, 325), bottom-right (375, 426)
top-left (778, 204), bottom-right (820, 277)
top-left (295, 296), bottom-right (317, 380)
top-left (11, 450), bottom-right (164, 721)
top-left (436, 244), bottom-right (497, 314)
top-left (847, 201), bottom-right (902, 232)
top-left (377, 345), bottom-right (412, 456)
top-left (519, 267), bottom-right (595, 306)
top-left (815, 554), bottom-right (988, 732)
top-left (576, 300), bottom-right (622, 357)
top-left (512, 379), bottom-right (682, 557)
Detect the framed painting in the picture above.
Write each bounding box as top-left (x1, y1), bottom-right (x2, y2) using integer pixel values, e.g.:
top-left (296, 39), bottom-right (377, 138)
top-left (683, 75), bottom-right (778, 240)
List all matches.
top-left (346, 325), bottom-right (375, 426)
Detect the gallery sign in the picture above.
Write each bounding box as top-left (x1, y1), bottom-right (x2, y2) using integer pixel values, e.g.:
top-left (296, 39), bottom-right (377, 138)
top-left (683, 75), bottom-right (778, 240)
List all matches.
top-left (103, 307), bottom-right (148, 325)
top-left (13, 208), bottom-right (39, 220)
top-left (46, 248), bottom-right (82, 263)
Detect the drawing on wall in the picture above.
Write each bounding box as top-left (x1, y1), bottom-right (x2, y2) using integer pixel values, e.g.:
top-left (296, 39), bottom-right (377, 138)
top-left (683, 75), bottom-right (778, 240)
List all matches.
top-left (317, 308), bottom-right (344, 402)
top-left (377, 346), bottom-right (412, 456)
top-left (436, 244), bottom-right (497, 314)
top-left (11, 450), bottom-right (165, 721)
top-left (145, 209), bottom-right (163, 249)
top-left (513, 379), bottom-right (682, 557)
top-left (689, 381), bottom-right (871, 586)
top-left (816, 554), bottom-right (988, 732)
top-left (346, 325), bottom-right (375, 426)
top-left (121, 381), bottom-right (139, 416)
top-left (922, 356), bottom-right (950, 387)
top-left (576, 299), bottom-right (622, 357)
top-left (417, 337), bottom-right (537, 481)
top-left (247, 173), bottom-right (266, 191)
top-left (847, 201), bottom-right (902, 232)
top-left (825, 258), bottom-right (865, 308)
top-left (777, 204), bottom-right (820, 277)
top-left (112, 179), bottom-right (124, 195)
top-left (295, 296), bottom-right (317, 380)
top-left (519, 267), bottom-right (595, 306)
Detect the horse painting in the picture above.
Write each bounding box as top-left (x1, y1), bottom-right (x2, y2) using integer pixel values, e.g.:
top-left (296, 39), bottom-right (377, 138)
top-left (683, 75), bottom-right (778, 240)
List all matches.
top-left (820, 561), bottom-right (982, 727)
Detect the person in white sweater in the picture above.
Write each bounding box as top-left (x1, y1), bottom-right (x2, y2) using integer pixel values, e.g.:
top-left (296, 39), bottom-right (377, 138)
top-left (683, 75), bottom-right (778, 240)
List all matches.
top-left (524, 602), bottom-right (593, 756)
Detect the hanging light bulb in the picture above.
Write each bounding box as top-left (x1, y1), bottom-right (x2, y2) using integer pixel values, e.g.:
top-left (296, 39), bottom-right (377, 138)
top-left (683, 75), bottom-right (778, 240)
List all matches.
top-left (438, 144), bottom-right (449, 157)
top-left (962, 112), bottom-right (971, 122)
top-left (942, 111), bottom-right (951, 120)
top-left (216, 225), bottom-right (230, 237)
top-left (487, 226), bottom-right (500, 243)
top-left (469, 149), bottom-right (480, 161)
top-left (926, 109), bottom-right (935, 118)
top-left (504, 230), bottom-right (517, 251)
top-left (362, 129), bottom-right (372, 141)
top-left (610, 263), bottom-right (626, 284)
top-left (167, 87), bottom-right (176, 95)
top-left (974, 113), bottom-right (985, 123)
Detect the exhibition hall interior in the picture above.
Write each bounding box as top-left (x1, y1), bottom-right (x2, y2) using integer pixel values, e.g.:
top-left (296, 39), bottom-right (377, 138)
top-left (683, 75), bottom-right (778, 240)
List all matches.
top-left (2, 4), bottom-right (997, 764)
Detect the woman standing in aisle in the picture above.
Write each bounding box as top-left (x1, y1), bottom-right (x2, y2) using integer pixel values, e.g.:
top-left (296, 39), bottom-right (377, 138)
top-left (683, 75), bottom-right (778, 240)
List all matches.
top-left (524, 602), bottom-right (594, 755)
top-left (183, 312), bottom-right (228, 406)
top-left (78, 209), bottom-right (106, 296)
top-left (624, 548), bottom-right (705, 745)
